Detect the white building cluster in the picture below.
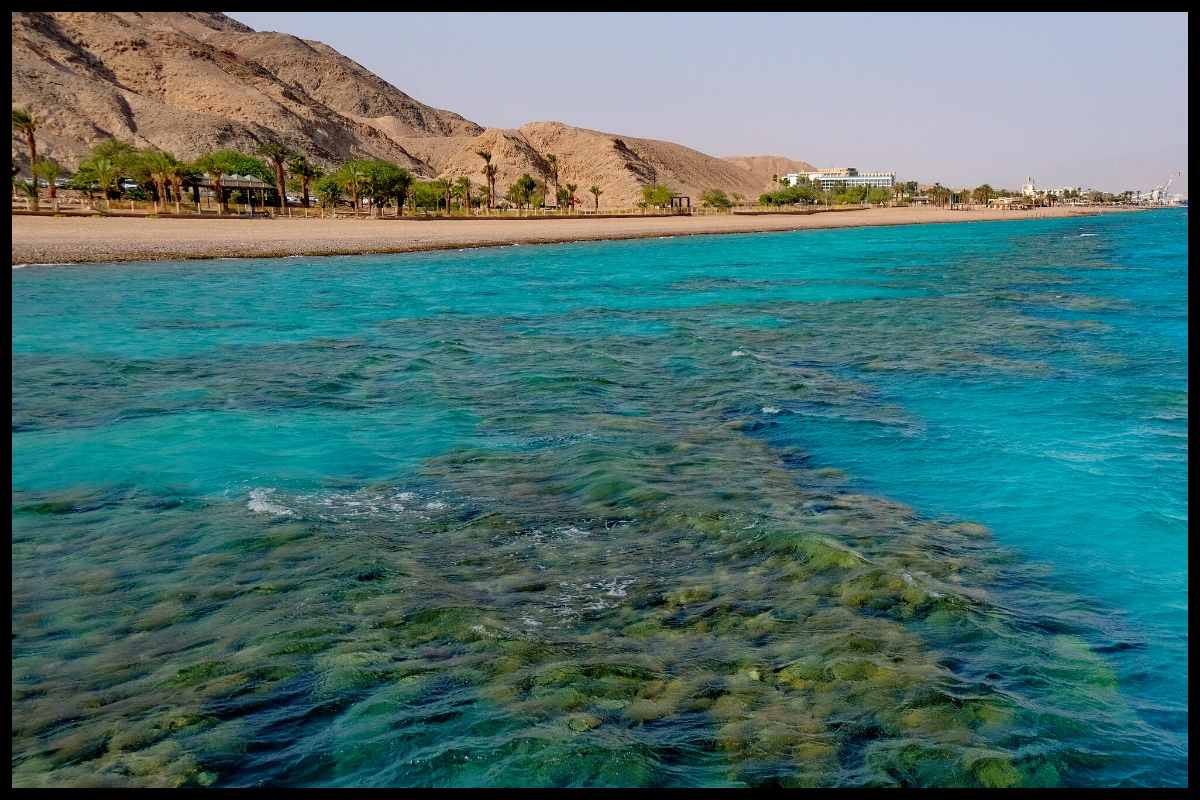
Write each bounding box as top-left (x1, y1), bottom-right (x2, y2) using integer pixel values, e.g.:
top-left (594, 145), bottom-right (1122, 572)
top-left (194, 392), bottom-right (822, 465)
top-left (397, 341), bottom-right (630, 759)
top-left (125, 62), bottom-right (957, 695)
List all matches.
top-left (782, 168), bottom-right (896, 191)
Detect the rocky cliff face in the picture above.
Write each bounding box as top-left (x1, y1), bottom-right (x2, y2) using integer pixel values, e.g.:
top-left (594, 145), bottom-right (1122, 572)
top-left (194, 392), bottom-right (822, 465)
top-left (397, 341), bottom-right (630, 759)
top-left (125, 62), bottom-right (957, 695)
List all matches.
top-left (12, 11), bottom-right (811, 207)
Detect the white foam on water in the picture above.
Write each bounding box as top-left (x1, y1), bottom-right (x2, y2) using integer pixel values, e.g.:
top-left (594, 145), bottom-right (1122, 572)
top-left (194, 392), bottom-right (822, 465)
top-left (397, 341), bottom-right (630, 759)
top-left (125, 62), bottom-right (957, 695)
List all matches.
top-left (424, 500), bottom-right (448, 511)
top-left (731, 350), bottom-right (747, 357)
top-left (247, 488), bottom-right (295, 516)
top-left (1079, 233), bottom-right (1098, 237)
top-left (761, 406), bottom-right (782, 414)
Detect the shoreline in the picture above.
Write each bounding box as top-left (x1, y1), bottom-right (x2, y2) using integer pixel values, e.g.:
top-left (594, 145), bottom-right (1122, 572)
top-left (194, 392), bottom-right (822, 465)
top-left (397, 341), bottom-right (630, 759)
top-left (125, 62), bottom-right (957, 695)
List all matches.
top-left (11, 205), bottom-right (1149, 266)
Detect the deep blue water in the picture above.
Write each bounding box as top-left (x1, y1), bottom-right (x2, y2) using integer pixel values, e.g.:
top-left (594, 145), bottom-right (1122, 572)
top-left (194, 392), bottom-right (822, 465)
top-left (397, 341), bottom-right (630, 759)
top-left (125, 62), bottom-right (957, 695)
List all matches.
top-left (11, 209), bottom-right (1187, 787)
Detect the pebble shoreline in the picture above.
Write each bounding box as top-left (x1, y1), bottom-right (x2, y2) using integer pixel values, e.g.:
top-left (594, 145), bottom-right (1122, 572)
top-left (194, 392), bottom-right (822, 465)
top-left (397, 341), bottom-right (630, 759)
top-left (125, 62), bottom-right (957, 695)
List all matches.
top-left (11, 205), bottom-right (1144, 266)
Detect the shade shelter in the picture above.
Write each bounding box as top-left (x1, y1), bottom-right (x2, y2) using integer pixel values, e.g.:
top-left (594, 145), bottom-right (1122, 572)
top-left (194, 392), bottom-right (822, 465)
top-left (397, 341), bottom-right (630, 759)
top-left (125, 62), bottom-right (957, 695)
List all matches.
top-left (195, 173), bottom-right (273, 213)
top-left (670, 195), bottom-right (692, 214)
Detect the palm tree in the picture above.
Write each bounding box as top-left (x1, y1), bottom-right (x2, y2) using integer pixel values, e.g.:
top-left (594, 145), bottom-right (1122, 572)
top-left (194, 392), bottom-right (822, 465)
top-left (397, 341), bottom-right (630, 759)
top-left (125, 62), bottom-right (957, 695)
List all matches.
top-left (387, 168), bottom-right (414, 217)
top-left (141, 149), bottom-right (179, 214)
top-left (288, 155), bottom-right (320, 208)
top-left (545, 154), bottom-right (559, 207)
top-left (16, 178), bottom-right (39, 210)
top-left (89, 158), bottom-right (120, 213)
top-left (589, 185), bottom-right (602, 212)
top-left (257, 141), bottom-right (292, 213)
top-left (193, 151), bottom-right (237, 215)
top-left (337, 162), bottom-right (367, 216)
top-left (452, 176), bottom-right (471, 214)
top-left (564, 182), bottom-right (578, 212)
top-left (168, 160), bottom-right (196, 215)
top-left (32, 159), bottom-right (64, 213)
top-left (12, 107), bottom-right (38, 211)
top-left (477, 150), bottom-right (497, 210)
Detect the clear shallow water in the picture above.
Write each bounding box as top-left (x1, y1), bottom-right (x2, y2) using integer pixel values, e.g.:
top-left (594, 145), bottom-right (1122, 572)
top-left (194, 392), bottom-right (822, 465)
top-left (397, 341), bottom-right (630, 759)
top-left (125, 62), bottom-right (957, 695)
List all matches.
top-left (11, 210), bottom-right (1187, 787)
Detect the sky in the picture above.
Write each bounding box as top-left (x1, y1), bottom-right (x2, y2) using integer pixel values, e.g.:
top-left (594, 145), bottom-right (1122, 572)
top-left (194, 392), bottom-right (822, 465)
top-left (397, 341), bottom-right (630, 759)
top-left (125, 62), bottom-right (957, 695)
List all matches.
top-left (229, 12), bottom-right (1188, 194)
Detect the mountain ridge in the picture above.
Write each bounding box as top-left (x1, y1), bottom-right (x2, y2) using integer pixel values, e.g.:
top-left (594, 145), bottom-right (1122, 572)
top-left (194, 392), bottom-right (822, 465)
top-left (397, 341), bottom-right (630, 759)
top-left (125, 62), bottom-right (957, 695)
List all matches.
top-left (12, 11), bottom-right (814, 207)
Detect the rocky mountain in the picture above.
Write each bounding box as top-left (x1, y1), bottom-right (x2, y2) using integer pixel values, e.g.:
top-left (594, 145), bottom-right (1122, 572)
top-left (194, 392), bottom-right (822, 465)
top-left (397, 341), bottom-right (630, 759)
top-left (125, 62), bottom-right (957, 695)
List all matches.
top-left (722, 155), bottom-right (818, 188)
top-left (12, 11), bottom-right (812, 207)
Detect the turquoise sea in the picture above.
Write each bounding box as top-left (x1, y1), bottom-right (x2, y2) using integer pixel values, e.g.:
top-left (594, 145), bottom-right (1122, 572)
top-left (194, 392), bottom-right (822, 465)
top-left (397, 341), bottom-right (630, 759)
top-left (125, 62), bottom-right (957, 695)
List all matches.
top-left (11, 209), bottom-right (1187, 787)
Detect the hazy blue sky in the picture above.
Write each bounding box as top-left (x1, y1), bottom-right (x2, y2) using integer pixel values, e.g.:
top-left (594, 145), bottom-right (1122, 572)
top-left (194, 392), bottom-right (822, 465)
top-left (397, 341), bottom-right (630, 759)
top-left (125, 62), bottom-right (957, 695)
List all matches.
top-left (229, 12), bottom-right (1188, 194)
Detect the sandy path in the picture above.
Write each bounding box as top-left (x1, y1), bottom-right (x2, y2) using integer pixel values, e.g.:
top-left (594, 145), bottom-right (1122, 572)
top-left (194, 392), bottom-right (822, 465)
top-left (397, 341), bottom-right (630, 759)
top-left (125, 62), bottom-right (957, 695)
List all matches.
top-left (11, 206), bottom-right (1139, 265)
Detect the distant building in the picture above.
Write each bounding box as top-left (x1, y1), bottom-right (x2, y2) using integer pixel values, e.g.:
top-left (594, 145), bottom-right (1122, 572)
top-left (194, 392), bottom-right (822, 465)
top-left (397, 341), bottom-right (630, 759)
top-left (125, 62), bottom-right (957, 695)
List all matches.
top-left (989, 196), bottom-right (1030, 209)
top-left (1021, 177), bottom-right (1038, 198)
top-left (783, 168), bottom-right (895, 191)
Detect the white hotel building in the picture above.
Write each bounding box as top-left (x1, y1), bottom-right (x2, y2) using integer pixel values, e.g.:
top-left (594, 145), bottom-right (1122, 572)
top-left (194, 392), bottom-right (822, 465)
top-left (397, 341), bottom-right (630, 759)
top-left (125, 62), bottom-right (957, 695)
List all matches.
top-left (782, 168), bottom-right (896, 191)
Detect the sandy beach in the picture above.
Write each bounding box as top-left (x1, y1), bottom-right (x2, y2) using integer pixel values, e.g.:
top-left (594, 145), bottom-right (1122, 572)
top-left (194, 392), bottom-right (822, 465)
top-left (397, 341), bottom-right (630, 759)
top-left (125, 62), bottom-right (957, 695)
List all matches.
top-left (11, 205), bottom-right (1140, 265)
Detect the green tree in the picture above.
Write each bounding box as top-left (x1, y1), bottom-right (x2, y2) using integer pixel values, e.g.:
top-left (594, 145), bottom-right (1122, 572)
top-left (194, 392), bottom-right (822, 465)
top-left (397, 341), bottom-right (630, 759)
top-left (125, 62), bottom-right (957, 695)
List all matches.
top-left (16, 178), bottom-right (38, 209)
top-left (411, 180), bottom-right (444, 211)
top-left (288, 155), bottom-right (321, 208)
top-left (314, 173), bottom-right (343, 215)
top-left (12, 107), bottom-right (38, 210)
top-left (972, 184), bottom-right (994, 205)
top-left (257, 141), bottom-right (293, 213)
top-left (555, 185), bottom-right (570, 208)
top-left (927, 183), bottom-right (950, 207)
top-left (641, 184), bottom-right (673, 208)
top-left (32, 158), bottom-right (64, 213)
top-left (88, 158), bottom-right (121, 212)
top-left (193, 149), bottom-right (252, 215)
top-left (336, 161), bottom-right (369, 215)
top-left (170, 160), bottom-right (200, 214)
top-left (589, 184), bottom-right (602, 212)
top-left (508, 173), bottom-right (538, 210)
top-left (140, 149), bottom-right (181, 213)
top-left (867, 187), bottom-right (892, 205)
top-left (477, 150), bottom-right (497, 209)
top-left (452, 176), bottom-right (472, 213)
top-left (758, 180), bottom-right (818, 206)
top-left (699, 188), bottom-right (732, 209)
top-left (564, 182), bottom-right (578, 212)
top-left (85, 140), bottom-right (144, 187)
top-left (358, 159), bottom-right (413, 217)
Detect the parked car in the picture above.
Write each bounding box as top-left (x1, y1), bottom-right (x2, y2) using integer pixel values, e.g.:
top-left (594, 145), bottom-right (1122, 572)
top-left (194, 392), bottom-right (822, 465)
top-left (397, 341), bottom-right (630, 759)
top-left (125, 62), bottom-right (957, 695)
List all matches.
top-left (119, 179), bottom-right (139, 191)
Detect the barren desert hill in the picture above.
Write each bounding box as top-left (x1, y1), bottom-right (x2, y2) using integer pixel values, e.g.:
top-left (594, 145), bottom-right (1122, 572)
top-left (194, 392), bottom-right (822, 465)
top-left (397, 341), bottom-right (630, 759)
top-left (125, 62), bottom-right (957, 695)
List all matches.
top-left (400, 122), bottom-right (797, 209)
top-left (12, 11), bottom-right (813, 208)
top-left (10, 11), bottom-right (468, 175)
top-left (722, 155), bottom-right (819, 188)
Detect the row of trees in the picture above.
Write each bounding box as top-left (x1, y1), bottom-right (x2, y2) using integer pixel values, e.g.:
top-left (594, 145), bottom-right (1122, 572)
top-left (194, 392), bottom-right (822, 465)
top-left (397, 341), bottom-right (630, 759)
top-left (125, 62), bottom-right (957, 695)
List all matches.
top-left (475, 149), bottom-right (606, 212)
top-left (13, 107), bottom-right (617, 217)
top-left (758, 175), bottom-right (895, 207)
top-left (38, 107), bottom-right (1092, 216)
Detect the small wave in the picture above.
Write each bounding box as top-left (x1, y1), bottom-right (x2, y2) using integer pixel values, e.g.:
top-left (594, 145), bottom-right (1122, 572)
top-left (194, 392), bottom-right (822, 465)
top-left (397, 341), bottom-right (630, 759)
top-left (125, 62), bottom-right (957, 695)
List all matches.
top-left (1079, 233), bottom-right (1098, 237)
top-left (731, 350), bottom-right (747, 357)
top-left (761, 406), bottom-right (782, 415)
top-left (247, 488), bottom-right (295, 516)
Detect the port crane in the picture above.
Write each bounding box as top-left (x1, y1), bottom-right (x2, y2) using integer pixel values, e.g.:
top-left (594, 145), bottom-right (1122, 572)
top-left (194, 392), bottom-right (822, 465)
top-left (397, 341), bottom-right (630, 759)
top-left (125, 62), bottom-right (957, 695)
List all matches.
top-left (1148, 171), bottom-right (1182, 204)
